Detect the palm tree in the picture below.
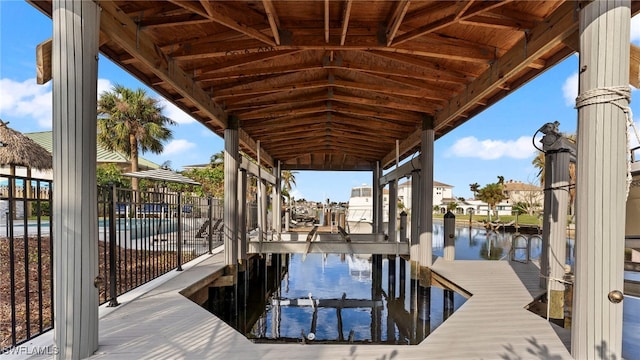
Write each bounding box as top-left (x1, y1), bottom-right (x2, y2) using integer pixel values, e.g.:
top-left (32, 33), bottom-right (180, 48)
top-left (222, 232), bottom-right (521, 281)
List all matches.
top-left (97, 85), bottom-right (176, 192)
top-left (210, 150), bottom-right (225, 167)
top-left (532, 152), bottom-right (545, 186)
top-left (469, 183), bottom-right (480, 199)
top-left (281, 170), bottom-right (298, 204)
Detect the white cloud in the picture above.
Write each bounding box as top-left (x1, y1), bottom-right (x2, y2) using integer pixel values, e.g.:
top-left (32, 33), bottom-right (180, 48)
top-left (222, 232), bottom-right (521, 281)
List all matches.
top-left (0, 77), bottom-right (115, 129)
top-left (97, 78), bottom-right (113, 97)
top-left (0, 78), bottom-right (52, 127)
top-left (447, 136), bottom-right (535, 160)
top-left (159, 98), bottom-right (196, 124)
top-left (163, 139), bottom-right (196, 156)
top-left (562, 72), bottom-right (578, 107)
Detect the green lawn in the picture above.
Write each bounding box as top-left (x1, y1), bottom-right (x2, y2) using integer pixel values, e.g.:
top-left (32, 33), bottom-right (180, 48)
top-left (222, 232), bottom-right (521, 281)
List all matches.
top-left (433, 213), bottom-right (542, 226)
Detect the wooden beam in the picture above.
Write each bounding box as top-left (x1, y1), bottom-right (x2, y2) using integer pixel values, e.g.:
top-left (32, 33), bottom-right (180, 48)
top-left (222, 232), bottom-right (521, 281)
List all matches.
top-left (36, 38), bottom-right (52, 84)
top-left (98, 1), bottom-right (228, 130)
top-left (386, 0), bottom-right (410, 46)
top-left (393, 0), bottom-right (510, 45)
top-left (381, 1), bottom-right (579, 168)
top-left (340, 0), bottom-right (353, 46)
top-left (240, 157), bottom-right (275, 184)
top-left (631, 44), bottom-right (640, 89)
top-left (435, 2), bottom-right (577, 129)
top-left (197, 1), bottom-right (276, 46)
top-left (324, 0), bottom-right (330, 43)
top-left (238, 129), bottom-right (274, 167)
top-left (262, 0), bottom-right (281, 45)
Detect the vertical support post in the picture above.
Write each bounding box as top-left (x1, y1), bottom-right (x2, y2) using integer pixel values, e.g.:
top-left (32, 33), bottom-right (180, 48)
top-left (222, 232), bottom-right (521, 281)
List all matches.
top-left (386, 255), bottom-right (396, 343)
top-left (108, 184), bottom-right (119, 307)
top-left (257, 141), bottom-right (264, 242)
top-left (238, 169), bottom-right (247, 262)
top-left (416, 284), bottom-right (430, 341)
top-left (399, 211), bottom-right (407, 244)
top-left (177, 192), bottom-right (183, 271)
top-left (420, 115), bottom-right (435, 267)
top-left (540, 123), bottom-right (574, 323)
top-left (388, 179), bottom-right (397, 241)
top-left (51, 1), bottom-right (100, 357)
top-left (443, 289), bottom-right (454, 320)
top-left (273, 161), bottom-right (281, 234)
top-left (260, 179), bottom-right (268, 238)
top-left (540, 142), bottom-right (553, 288)
top-left (373, 162), bottom-right (383, 234)
top-left (573, 2), bottom-right (630, 358)
top-left (224, 116), bottom-right (239, 266)
top-left (444, 210), bottom-right (455, 261)
top-left (410, 171), bottom-right (421, 261)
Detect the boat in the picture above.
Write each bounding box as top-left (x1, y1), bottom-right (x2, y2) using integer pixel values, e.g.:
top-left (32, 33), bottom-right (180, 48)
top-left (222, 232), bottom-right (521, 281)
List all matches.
top-left (346, 185), bottom-right (374, 233)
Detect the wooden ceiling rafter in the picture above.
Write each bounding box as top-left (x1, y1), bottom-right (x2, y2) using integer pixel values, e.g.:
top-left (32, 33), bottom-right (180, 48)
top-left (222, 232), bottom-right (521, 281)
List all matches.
top-left (30, 0), bottom-right (605, 171)
top-left (381, 1), bottom-right (579, 168)
top-left (332, 69), bottom-right (456, 100)
top-left (340, 0), bottom-right (353, 46)
top-left (262, 0), bottom-right (282, 45)
top-left (195, 0), bottom-right (276, 46)
top-left (393, 0), bottom-right (512, 46)
top-left (385, 0), bottom-right (411, 46)
top-left (98, 0), bottom-right (274, 167)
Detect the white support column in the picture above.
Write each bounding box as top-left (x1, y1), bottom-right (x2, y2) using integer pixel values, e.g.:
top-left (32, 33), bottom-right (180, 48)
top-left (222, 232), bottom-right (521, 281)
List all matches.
top-left (51, 1), bottom-right (99, 357)
top-left (273, 161), bottom-right (281, 234)
top-left (410, 170), bottom-right (421, 261)
top-left (419, 115), bottom-right (435, 267)
top-left (224, 117), bottom-right (239, 266)
top-left (260, 179), bottom-right (267, 238)
top-left (238, 168), bottom-right (247, 262)
top-left (257, 141), bottom-right (264, 242)
top-left (573, 2), bottom-right (630, 358)
top-left (388, 180), bottom-right (397, 242)
top-left (373, 162), bottom-right (383, 234)
top-left (540, 124), bottom-right (574, 322)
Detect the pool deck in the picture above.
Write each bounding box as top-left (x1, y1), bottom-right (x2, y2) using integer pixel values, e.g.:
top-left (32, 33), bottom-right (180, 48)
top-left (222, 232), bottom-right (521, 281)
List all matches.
top-left (69, 250), bottom-right (572, 360)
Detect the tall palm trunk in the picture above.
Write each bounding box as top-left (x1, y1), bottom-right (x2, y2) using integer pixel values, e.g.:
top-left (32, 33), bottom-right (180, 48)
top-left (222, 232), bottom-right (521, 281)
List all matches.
top-left (130, 133), bottom-right (139, 192)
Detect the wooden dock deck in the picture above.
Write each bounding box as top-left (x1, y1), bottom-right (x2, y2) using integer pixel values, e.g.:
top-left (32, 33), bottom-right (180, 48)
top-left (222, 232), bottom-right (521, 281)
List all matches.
top-left (76, 250), bottom-right (573, 360)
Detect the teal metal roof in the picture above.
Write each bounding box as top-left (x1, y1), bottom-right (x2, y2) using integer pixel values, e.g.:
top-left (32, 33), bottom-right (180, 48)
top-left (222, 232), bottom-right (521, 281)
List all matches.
top-left (25, 131), bottom-right (160, 170)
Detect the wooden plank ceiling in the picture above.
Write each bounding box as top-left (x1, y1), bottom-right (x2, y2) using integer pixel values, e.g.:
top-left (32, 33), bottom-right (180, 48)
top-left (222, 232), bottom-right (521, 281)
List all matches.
top-left (27, 1), bottom-right (640, 171)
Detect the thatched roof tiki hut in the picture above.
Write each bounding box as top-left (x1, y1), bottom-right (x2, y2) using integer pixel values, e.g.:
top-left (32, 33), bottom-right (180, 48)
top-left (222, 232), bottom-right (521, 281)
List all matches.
top-left (0, 119), bottom-right (53, 173)
top-left (0, 119), bottom-right (53, 217)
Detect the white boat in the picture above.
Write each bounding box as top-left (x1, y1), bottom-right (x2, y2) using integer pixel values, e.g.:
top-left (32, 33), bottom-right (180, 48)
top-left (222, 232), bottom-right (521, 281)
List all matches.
top-left (346, 185), bottom-right (374, 233)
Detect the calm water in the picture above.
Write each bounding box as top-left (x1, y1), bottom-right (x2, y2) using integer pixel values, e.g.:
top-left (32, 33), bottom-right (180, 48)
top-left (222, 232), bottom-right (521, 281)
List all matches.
top-left (206, 253), bottom-right (465, 344)
top-left (201, 223), bottom-right (639, 356)
top-left (431, 223), bottom-right (639, 359)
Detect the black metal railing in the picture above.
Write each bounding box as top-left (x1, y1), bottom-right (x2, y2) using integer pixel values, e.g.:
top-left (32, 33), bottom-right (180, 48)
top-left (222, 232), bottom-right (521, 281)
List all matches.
top-left (2, 176), bottom-right (223, 352)
top-left (96, 185), bottom-right (222, 306)
top-left (0, 175), bottom-right (53, 352)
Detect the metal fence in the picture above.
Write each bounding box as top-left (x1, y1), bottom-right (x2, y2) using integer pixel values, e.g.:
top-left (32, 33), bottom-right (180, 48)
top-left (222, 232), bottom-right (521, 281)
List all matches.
top-left (97, 185), bottom-right (222, 306)
top-left (0, 175), bottom-right (53, 352)
top-left (1, 176), bottom-right (222, 352)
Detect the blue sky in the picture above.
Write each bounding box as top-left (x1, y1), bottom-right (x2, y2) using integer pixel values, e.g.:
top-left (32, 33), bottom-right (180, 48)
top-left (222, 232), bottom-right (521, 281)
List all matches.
top-left (2, 1), bottom-right (640, 203)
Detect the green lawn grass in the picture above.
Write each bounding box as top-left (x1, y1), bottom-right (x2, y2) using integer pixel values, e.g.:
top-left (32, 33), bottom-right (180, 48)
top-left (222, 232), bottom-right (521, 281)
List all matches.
top-left (432, 213), bottom-right (542, 226)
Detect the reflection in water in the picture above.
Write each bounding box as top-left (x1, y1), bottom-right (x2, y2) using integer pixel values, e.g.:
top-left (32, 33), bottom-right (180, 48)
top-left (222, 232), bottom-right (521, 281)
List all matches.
top-left (203, 253), bottom-right (466, 344)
